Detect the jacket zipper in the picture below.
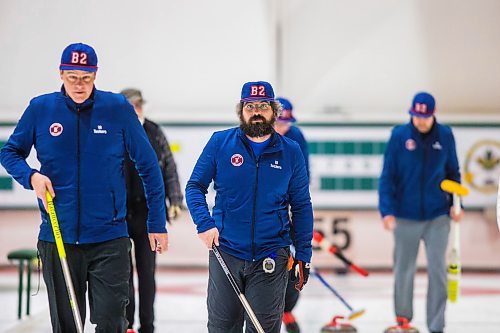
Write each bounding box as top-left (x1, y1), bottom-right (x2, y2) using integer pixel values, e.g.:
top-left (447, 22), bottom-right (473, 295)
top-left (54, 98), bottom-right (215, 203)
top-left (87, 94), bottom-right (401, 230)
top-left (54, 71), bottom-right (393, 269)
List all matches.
top-left (252, 158), bottom-right (260, 260)
top-left (240, 134), bottom-right (277, 260)
top-left (112, 191), bottom-right (118, 221)
top-left (220, 212), bottom-right (225, 234)
top-left (277, 213), bottom-right (285, 239)
top-left (420, 137), bottom-right (427, 220)
top-left (240, 136), bottom-right (260, 261)
top-left (76, 109), bottom-right (81, 243)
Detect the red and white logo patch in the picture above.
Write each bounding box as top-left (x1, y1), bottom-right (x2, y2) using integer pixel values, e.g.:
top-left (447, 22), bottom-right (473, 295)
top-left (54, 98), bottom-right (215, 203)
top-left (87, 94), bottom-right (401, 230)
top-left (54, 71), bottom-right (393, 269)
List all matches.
top-left (405, 139), bottom-right (416, 151)
top-left (49, 123), bottom-right (63, 137)
top-left (231, 154), bottom-right (244, 167)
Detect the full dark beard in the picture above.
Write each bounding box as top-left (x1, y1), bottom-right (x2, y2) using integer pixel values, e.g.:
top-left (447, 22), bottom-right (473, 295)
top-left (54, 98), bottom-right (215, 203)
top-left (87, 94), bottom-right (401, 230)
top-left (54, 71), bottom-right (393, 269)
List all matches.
top-left (240, 115), bottom-right (275, 138)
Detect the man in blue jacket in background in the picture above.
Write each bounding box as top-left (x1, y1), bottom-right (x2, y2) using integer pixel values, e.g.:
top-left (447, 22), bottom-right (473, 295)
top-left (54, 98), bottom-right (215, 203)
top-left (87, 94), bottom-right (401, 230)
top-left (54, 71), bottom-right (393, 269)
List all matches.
top-left (273, 97), bottom-right (309, 333)
top-left (0, 43), bottom-right (168, 333)
top-left (378, 92), bottom-right (463, 333)
top-left (186, 81), bottom-right (313, 333)
top-left (274, 97), bottom-right (309, 179)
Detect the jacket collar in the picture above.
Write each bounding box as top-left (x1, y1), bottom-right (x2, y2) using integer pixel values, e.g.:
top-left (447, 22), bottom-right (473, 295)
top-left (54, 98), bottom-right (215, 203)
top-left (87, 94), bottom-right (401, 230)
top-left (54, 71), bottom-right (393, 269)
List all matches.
top-left (409, 117), bottom-right (438, 140)
top-left (60, 85), bottom-right (96, 112)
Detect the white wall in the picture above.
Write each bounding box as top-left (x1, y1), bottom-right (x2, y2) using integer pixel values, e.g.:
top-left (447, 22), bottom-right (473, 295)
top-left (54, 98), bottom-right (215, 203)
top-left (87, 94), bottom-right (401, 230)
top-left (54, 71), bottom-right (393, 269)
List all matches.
top-left (0, 0), bottom-right (276, 121)
top-left (1, 0), bottom-right (500, 122)
top-left (280, 0), bottom-right (500, 117)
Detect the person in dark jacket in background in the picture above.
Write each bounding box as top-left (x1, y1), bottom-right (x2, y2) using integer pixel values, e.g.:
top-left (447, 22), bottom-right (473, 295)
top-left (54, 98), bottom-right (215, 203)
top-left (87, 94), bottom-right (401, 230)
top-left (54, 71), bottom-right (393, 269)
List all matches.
top-left (378, 92), bottom-right (463, 333)
top-left (185, 81), bottom-right (313, 333)
top-left (274, 97), bottom-right (309, 333)
top-left (0, 43), bottom-right (168, 333)
top-left (121, 88), bottom-right (183, 333)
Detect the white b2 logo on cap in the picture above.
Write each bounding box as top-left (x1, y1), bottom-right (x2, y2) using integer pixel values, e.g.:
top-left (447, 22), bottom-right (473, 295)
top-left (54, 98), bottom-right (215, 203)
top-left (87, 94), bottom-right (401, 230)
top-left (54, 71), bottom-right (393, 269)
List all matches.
top-left (71, 51), bottom-right (88, 65)
top-left (414, 103), bottom-right (427, 114)
top-left (250, 86), bottom-right (266, 97)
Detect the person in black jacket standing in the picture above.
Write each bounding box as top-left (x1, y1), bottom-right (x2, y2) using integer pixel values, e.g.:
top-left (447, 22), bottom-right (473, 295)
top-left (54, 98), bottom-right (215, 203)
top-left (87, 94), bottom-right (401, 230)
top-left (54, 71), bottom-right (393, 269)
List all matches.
top-left (121, 88), bottom-right (184, 333)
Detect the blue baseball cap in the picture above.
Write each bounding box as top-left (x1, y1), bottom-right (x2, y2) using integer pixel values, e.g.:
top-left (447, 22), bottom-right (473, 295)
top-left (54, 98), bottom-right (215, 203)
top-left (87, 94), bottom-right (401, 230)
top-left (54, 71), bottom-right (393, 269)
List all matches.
top-left (240, 81), bottom-right (275, 102)
top-left (60, 43), bottom-right (98, 72)
top-left (276, 97), bottom-right (296, 122)
top-left (409, 92), bottom-right (435, 118)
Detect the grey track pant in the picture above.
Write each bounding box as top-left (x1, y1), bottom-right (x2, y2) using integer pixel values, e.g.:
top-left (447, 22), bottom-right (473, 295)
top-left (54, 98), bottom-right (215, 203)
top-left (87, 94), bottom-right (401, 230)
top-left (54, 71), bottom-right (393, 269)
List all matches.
top-left (207, 247), bottom-right (289, 333)
top-left (393, 215), bottom-right (450, 332)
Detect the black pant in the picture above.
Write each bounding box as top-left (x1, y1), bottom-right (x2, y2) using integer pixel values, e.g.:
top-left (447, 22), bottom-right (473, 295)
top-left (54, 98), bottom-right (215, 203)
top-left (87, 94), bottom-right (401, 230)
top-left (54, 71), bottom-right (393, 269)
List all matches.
top-left (284, 278), bottom-right (300, 312)
top-left (285, 226), bottom-right (300, 313)
top-left (37, 238), bottom-right (131, 333)
top-left (126, 205), bottom-right (156, 333)
top-left (207, 247), bottom-right (289, 333)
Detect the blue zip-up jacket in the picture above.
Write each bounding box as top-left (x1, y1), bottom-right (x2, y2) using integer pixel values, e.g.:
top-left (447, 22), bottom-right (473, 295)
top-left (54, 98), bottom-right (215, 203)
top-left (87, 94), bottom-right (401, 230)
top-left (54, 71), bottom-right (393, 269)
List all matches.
top-left (185, 128), bottom-right (313, 262)
top-left (0, 87), bottom-right (167, 244)
top-left (378, 119), bottom-right (461, 221)
top-left (285, 125), bottom-right (310, 179)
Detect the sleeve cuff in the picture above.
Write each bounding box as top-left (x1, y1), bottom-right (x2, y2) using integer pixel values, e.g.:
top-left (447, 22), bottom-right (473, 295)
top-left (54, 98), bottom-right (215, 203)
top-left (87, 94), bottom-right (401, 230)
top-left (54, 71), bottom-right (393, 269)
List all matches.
top-left (25, 169), bottom-right (39, 190)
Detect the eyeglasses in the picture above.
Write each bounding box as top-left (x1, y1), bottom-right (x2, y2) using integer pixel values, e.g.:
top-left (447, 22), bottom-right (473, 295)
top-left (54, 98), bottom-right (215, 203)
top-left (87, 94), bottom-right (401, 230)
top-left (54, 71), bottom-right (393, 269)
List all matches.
top-left (243, 103), bottom-right (271, 112)
top-left (65, 73), bottom-right (95, 84)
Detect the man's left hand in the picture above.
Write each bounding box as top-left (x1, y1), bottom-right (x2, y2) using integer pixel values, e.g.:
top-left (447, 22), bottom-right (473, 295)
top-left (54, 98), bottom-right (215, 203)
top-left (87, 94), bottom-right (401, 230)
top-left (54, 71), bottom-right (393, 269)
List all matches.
top-left (290, 259), bottom-right (311, 291)
top-left (450, 206), bottom-right (464, 222)
top-left (149, 233), bottom-right (169, 254)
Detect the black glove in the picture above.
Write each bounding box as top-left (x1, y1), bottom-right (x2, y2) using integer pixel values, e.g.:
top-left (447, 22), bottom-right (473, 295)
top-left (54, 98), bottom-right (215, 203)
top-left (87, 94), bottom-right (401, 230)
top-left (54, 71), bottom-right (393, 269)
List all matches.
top-left (290, 259), bottom-right (310, 291)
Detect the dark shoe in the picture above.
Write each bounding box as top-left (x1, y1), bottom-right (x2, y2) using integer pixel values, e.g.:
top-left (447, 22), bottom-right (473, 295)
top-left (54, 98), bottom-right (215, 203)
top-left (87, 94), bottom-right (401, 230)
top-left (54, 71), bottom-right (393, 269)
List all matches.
top-left (283, 311), bottom-right (300, 333)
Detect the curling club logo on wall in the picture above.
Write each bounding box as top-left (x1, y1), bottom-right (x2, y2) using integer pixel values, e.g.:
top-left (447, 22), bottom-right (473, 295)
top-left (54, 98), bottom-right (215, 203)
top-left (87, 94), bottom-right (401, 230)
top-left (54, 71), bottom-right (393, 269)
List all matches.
top-left (464, 140), bottom-right (500, 194)
top-left (231, 154), bottom-right (244, 167)
top-left (49, 123), bottom-right (63, 137)
top-left (405, 139), bottom-right (416, 151)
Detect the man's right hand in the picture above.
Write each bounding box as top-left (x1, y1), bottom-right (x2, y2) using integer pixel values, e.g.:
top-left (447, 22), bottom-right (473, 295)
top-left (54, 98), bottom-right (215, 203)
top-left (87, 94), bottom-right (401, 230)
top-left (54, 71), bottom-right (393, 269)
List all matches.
top-left (31, 172), bottom-right (55, 211)
top-left (382, 215), bottom-right (396, 231)
top-left (198, 227), bottom-right (219, 249)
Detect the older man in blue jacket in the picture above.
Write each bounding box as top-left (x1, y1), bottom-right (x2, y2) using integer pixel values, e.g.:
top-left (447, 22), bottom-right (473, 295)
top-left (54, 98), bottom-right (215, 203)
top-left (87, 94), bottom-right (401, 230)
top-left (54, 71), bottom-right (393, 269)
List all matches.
top-left (379, 92), bottom-right (463, 333)
top-left (186, 81), bottom-right (313, 333)
top-left (0, 43), bottom-right (167, 333)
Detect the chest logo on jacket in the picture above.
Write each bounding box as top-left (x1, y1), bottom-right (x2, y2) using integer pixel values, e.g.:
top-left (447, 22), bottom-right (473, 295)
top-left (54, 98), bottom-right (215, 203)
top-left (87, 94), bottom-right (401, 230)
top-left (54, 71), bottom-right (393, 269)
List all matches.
top-left (270, 160), bottom-right (282, 170)
top-left (49, 123), bottom-right (63, 137)
top-left (93, 125), bottom-right (108, 134)
top-left (231, 154), bottom-right (244, 167)
top-left (405, 139), bottom-right (416, 151)
top-left (432, 141), bottom-right (442, 150)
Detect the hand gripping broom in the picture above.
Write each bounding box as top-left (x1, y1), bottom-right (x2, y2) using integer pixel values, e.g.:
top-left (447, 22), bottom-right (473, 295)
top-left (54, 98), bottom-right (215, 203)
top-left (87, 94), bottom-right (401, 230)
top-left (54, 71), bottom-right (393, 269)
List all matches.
top-left (440, 180), bottom-right (469, 303)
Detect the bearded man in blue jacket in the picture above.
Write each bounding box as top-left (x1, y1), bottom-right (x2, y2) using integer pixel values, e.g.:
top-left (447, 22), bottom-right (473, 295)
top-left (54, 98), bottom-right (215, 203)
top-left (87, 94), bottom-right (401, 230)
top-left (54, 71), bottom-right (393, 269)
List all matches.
top-left (186, 81), bottom-right (313, 333)
top-left (378, 92), bottom-right (463, 333)
top-left (0, 43), bottom-right (168, 333)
